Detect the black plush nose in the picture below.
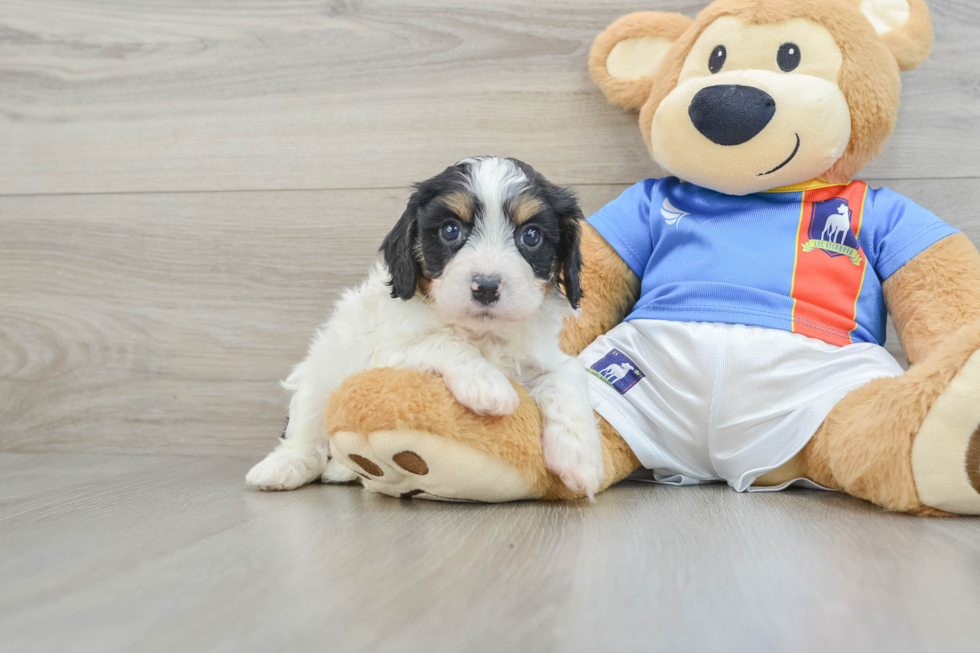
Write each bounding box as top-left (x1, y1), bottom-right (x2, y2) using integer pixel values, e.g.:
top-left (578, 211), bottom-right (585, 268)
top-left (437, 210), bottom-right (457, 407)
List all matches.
top-left (471, 275), bottom-right (501, 306)
top-left (688, 85), bottom-right (776, 146)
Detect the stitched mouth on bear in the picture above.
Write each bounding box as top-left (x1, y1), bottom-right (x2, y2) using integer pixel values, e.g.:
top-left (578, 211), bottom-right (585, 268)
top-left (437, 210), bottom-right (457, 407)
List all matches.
top-left (758, 133), bottom-right (801, 176)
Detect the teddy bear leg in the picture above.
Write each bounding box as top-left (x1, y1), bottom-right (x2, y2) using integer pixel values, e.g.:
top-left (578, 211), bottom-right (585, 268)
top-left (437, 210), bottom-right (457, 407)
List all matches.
top-left (791, 320), bottom-right (980, 516)
top-left (324, 368), bottom-right (640, 502)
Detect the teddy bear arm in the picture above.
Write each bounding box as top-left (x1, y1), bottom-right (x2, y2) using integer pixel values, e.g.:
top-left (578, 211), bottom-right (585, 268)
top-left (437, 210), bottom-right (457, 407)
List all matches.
top-left (559, 222), bottom-right (640, 356)
top-left (325, 367), bottom-right (640, 502)
top-left (883, 233), bottom-right (980, 365)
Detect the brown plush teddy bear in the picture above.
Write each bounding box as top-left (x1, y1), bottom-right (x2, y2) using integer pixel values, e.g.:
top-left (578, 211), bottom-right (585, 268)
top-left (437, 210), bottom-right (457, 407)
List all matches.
top-left (324, 0), bottom-right (980, 515)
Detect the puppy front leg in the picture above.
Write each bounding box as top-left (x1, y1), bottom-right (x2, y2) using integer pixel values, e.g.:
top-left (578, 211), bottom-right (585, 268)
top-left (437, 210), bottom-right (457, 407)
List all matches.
top-left (396, 336), bottom-right (520, 416)
top-left (528, 358), bottom-right (604, 499)
top-left (441, 356), bottom-right (521, 416)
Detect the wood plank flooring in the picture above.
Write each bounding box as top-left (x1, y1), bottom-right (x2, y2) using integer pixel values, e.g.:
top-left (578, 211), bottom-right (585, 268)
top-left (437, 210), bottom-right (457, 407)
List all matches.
top-left (1, 452), bottom-right (979, 653)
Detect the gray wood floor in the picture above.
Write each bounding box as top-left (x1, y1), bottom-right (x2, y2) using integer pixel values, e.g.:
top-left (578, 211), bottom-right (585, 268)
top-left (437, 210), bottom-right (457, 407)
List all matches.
top-left (2, 1), bottom-right (980, 651)
top-left (2, 452), bottom-right (980, 653)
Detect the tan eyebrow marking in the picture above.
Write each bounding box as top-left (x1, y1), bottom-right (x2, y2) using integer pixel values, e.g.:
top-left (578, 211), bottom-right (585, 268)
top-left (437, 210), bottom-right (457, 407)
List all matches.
top-left (442, 191), bottom-right (473, 223)
top-left (512, 194), bottom-right (544, 225)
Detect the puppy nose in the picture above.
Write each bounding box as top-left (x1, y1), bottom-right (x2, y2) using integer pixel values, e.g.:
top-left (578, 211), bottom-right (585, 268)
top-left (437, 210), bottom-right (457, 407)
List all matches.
top-left (471, 275), bottom-right (501, 306)
top-left (688, 85), bottom-right (776, 146)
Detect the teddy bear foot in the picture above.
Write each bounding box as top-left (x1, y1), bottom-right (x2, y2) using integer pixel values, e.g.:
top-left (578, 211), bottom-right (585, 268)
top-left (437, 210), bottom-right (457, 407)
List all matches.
top-left (330, 429), bottom-right (540, 503)
top-left (912, 349), bottom-right (980, 514)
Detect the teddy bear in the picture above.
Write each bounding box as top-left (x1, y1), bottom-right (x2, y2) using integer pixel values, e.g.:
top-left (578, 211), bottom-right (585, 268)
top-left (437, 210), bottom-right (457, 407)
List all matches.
top-left (323, 0), bottom-right (980, 516)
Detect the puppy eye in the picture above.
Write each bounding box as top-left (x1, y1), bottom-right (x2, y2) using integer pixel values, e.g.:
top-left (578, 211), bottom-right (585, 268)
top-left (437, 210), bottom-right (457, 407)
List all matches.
top-left (440, 222), bottom-right (461, 243)
top-left (778, 43), bottom-right (801, 72)
top-left (520, 227), bottom-right (541, 248)
top-left (708, 45), bottom-right (726, 74)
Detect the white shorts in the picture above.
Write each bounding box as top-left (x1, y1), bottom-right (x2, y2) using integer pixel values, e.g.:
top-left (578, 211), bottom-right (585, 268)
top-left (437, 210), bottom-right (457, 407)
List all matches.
top-left (579, 320), bottom-right (904, 492)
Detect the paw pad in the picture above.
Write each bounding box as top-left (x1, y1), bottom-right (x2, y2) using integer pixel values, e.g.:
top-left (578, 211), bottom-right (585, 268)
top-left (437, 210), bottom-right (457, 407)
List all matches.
top-left (348, 454), bottom-right (383, 477)
top-left (392, 451), bottom-right (429, 475)
top-left (969, 426), bottom-right (980, 494)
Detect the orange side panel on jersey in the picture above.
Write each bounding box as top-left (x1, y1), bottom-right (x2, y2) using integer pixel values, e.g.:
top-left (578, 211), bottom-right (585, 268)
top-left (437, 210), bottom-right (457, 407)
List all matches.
top-left (790, 182), bottom-right (869, 346)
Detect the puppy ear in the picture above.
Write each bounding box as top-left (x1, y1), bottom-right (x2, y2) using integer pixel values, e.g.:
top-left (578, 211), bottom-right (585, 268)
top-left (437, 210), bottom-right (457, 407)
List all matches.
top-left (859, 0), bottom-right (934, 70)
top-left (549, 186), bottom-right (585, 309)
top-left (590, 11), bottom-right (694, 111)
top-left (380, 163), bottom-right (466, 299)
top-left (379, 195), bottom-right (423, 301)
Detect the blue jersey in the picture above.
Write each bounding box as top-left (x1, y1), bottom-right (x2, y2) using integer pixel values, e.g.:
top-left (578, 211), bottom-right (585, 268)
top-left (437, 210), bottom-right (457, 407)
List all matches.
top-left (588, 178), bottom-right (958, 347)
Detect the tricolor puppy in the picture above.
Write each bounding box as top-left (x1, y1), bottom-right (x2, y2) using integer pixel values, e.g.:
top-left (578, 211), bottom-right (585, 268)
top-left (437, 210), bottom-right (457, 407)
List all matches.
top-left (246, 156), bottom-right (605, 497)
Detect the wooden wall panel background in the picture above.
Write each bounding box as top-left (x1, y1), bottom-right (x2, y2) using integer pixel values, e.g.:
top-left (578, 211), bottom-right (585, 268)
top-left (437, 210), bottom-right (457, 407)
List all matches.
top-left (1, 0), bottom-right (978, 195)
top-left (1, 1), bottom-right (979, 456)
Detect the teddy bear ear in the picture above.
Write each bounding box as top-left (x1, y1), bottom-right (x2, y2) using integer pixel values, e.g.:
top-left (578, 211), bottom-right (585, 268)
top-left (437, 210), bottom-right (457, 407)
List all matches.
top-left (589, 12), bottom-right (695, 110)
top-left (858, 0), bottom-right (934, 71)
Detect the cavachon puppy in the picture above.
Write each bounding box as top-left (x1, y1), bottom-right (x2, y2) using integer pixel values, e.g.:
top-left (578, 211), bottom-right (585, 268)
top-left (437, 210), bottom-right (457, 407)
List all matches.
top-left (246, 156), bottom-right (605, 497)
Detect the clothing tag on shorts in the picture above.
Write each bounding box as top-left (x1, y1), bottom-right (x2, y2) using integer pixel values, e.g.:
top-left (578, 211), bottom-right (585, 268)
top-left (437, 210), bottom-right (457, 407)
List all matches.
top-left (589, 349), bottom-right (645, 394)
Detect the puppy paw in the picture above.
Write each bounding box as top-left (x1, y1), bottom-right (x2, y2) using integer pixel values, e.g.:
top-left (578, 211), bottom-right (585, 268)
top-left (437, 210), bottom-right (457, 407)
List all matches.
top-left (246, 448), bottom-right (323, 491)
top-left (542, 420), bottom-right (605, 500)
top-left (443, 367), bottom-right (520, 416)
top-left (321, 457), bottom-right (360, 484)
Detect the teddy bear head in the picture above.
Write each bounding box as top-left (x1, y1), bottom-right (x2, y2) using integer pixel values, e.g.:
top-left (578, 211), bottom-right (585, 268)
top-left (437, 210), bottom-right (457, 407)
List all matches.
top-left (590, 0), bottom-right (934, 196)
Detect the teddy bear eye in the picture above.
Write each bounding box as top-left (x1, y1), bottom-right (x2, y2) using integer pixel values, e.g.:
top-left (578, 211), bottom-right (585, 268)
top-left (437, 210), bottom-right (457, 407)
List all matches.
top-left (778, 43), bottom-right (801, 72)
top-left (708, 45), bottom-right (727, 74)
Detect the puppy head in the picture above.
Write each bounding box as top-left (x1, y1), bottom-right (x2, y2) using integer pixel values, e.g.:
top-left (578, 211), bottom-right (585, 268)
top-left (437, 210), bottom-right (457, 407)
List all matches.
top-left (380, 156), bottom-right (583, 330)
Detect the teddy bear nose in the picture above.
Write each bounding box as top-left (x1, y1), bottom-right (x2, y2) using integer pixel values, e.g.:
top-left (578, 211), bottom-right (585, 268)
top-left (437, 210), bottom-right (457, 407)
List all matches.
top-left (688, 84), bottom-right (776, 146)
